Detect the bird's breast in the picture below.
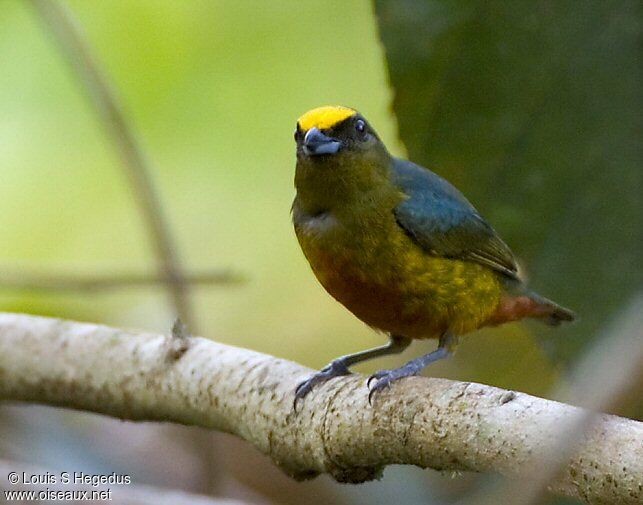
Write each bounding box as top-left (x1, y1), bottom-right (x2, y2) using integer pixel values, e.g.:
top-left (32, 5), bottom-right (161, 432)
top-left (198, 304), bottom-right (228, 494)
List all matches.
top-left (293, 201), bottom-right (503, 338)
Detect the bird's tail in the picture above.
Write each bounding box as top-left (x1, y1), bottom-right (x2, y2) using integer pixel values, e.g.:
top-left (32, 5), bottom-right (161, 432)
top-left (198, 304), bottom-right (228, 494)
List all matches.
top-left (525, 291), bottom-right (576, 326)
top-left (487, 288), bottom-right (576, 327)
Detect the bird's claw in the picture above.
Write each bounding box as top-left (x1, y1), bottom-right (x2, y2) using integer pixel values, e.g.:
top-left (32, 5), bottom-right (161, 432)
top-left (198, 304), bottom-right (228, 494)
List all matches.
top-left (366, 369), bottom-right (390, 389)
top-left (293, 361), bottom-right (350, 411)
top-left (367, 367), bottom-right (417, 404)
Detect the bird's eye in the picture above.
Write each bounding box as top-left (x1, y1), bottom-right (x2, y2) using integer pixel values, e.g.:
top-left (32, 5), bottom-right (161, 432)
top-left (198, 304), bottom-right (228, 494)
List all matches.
top-left (355, 119), bottom-right (366, 134)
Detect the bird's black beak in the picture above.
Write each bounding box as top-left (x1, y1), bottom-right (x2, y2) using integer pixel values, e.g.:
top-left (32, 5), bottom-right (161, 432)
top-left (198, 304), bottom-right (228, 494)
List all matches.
top-left (303, 127), bottom-right (342, 156)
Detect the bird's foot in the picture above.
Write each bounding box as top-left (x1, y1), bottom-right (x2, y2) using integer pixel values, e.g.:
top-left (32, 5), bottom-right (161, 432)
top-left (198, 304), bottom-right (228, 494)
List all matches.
top-left (367, 365), bottom-right (419, 404)
top-left (294, 360), bottom-right (351, 410)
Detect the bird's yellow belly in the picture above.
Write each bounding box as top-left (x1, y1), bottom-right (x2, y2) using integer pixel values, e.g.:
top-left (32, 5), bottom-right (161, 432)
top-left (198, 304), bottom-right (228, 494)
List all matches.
top-left (297, 220), bottom-right (503, 339)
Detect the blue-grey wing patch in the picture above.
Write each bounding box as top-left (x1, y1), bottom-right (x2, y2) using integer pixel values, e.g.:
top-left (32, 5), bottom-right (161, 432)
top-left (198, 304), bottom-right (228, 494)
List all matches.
top-left (392, 159), bottom-right (519, 280)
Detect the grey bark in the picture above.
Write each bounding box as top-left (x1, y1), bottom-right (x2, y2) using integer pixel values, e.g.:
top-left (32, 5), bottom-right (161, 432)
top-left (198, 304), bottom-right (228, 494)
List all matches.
top-left (0, 313), bottom-right (640, 504)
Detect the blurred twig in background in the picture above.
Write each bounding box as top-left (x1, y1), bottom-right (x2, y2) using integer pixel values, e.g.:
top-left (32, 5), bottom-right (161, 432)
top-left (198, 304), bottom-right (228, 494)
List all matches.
top-left (28, 0), bottom-right (196, 329)
top-left (0, 268), bottom-right (244, 293)
top-left (26, 0), bottom-right (231, 495)
top-left (1, 312), bottom-right (640, 505)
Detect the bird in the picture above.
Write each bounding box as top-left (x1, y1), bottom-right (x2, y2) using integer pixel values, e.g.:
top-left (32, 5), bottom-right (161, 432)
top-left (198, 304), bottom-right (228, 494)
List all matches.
top-left (291, 105), bottom-right (575, 406)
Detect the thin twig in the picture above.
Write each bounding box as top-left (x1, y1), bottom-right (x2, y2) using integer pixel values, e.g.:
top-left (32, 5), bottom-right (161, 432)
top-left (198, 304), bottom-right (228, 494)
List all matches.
top-left (28, 0), bottom-right (196, 328)
top-left (0, 269), bottom-right (243, 293)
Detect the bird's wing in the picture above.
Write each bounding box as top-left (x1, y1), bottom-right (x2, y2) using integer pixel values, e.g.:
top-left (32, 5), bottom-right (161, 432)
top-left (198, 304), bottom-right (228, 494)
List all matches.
top-left (391, 159), bottom-right (519, 280)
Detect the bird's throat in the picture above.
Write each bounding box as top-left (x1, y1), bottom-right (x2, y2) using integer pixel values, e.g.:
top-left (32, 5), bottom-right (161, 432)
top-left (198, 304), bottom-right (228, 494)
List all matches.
top-left (294, 156), bottom-right (394, 217)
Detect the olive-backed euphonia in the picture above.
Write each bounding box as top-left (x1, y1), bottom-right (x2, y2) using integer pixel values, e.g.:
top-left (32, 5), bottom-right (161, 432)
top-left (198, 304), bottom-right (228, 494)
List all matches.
top-left (292, 105), bottom-right (574, 404)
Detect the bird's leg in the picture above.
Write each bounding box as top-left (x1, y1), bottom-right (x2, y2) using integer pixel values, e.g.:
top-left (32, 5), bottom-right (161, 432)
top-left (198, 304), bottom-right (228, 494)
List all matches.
top-left (367, 332), bottom-right (458, 403)
top-left (294, 334), bottom-right (411, 408)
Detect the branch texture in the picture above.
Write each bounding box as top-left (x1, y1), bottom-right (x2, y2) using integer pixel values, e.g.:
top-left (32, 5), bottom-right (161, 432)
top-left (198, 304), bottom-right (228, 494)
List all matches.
top-left (0, 313), bottom-right (640, 504)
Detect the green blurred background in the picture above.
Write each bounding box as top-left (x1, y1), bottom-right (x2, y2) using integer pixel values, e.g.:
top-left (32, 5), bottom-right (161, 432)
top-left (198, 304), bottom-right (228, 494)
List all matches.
top-left (0, 1), bottom-right (640, 504)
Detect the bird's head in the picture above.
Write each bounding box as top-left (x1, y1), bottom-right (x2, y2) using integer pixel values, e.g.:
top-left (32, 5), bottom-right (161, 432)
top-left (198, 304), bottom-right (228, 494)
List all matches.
top-left (294, 105), bottom-right (386, 160)
top-left (294, 106), bottom-right (392, 209)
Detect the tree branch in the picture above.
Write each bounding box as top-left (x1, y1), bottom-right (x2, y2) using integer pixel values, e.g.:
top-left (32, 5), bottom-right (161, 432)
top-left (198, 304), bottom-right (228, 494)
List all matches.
top-left (464, 294), bottom-right (643, 505)
top-left (0, 313), bottom-right (640, 504)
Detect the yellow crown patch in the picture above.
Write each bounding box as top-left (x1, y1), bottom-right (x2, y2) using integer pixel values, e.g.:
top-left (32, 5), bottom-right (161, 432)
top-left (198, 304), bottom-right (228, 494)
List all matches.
top-left (298, 105), bottom-right (356, 131)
